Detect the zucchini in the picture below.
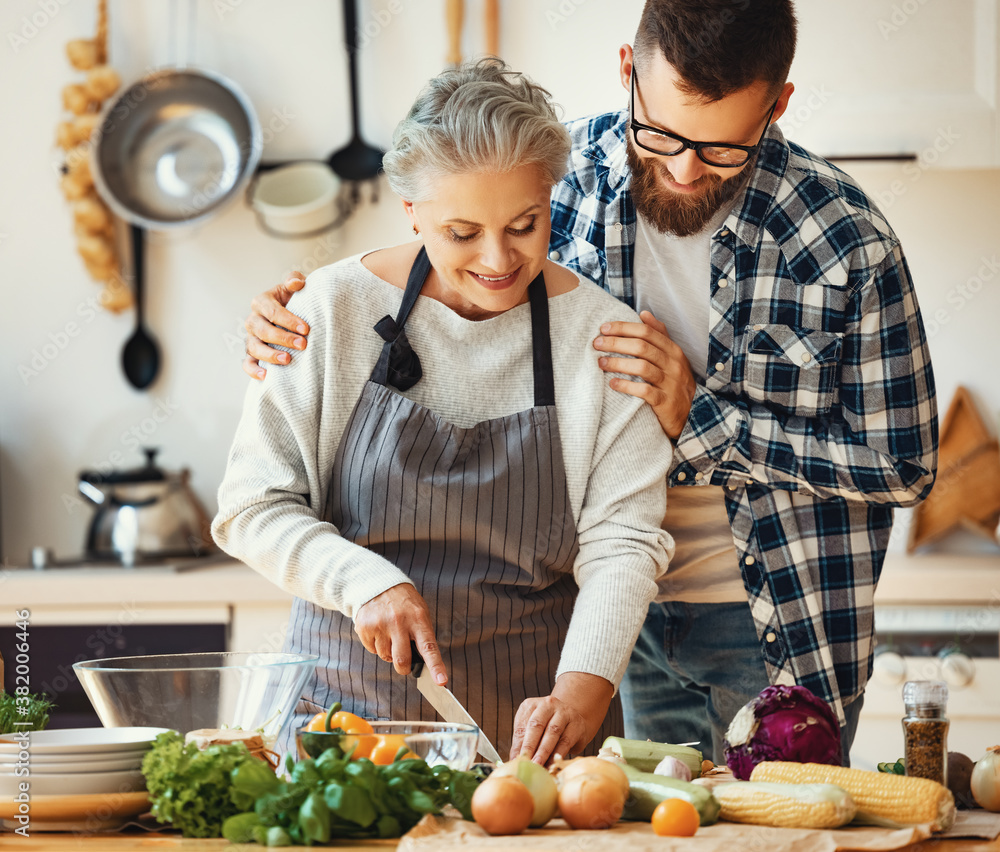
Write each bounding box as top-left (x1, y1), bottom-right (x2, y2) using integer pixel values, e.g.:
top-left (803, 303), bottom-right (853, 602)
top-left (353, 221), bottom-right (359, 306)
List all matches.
top-left (620, 764), bottom-right (720, 825)
top-left (601, 736), bottom-right (703, 779)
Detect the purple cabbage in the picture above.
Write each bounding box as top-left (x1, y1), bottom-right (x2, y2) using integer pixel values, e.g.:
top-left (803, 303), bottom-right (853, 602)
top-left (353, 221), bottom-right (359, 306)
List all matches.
top-left (723, 684), bottom-right (842, 780)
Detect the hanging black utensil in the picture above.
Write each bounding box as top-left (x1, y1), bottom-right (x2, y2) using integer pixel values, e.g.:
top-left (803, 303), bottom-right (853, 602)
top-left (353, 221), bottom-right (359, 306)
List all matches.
top-left (121, 224), bottom-right (161, 389)
top-left (329, 0), bottom-right (384, 181)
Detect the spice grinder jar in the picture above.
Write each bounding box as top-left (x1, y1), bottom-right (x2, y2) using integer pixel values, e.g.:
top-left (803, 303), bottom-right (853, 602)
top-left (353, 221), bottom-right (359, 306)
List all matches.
top-left (902, 679), bottom-right (949, 785)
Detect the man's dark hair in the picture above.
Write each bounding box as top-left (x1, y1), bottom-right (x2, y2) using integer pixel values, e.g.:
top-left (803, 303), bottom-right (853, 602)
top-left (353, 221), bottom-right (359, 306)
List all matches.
top-left (634, 0), bottom-right (797, 103)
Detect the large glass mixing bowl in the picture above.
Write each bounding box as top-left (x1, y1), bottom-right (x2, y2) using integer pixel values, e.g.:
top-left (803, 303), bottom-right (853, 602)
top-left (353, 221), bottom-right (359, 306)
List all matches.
top-left (73, 652), bottom-right (318, 747)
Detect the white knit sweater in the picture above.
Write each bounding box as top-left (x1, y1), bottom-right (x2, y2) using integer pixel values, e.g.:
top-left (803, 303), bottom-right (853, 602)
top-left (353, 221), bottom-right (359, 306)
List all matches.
top-left (213, 255), bottom-right (674, 688)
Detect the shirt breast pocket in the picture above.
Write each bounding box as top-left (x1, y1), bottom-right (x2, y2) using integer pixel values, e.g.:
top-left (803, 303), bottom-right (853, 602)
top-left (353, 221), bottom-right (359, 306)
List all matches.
top-left (743, 325), bottom-right (842, 418)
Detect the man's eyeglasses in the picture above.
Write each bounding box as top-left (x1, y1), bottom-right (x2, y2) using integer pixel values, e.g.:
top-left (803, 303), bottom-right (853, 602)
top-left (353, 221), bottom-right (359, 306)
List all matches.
top-left (629, 66), bottom-right (777, 168)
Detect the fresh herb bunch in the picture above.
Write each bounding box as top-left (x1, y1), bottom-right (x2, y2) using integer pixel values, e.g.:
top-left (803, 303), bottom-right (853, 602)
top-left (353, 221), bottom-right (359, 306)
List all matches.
top-left (0, 692), bottom-right (53, 734)
top-left (221, 735), bottom-right (481, 846)
top-left (141, 730), bottom-right (261, 838)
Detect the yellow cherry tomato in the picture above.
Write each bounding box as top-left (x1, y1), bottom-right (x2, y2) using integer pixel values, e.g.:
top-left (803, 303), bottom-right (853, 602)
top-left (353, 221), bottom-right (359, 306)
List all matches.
top-left (651, 798), bottom-right (699, 837)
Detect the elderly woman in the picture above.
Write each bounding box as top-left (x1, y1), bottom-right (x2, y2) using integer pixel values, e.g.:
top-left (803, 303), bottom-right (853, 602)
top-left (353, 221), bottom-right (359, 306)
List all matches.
top-left (213, 59), bottom-right (673, 764)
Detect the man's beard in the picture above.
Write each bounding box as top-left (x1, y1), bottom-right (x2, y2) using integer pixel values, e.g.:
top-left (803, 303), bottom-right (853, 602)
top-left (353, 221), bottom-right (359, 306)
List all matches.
top-left (626, 137), bottom-right (757, 237)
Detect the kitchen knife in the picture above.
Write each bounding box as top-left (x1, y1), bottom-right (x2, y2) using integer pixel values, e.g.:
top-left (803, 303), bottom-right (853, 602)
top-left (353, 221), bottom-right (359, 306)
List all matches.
top-left (410, 644), bottom-right (503, 765)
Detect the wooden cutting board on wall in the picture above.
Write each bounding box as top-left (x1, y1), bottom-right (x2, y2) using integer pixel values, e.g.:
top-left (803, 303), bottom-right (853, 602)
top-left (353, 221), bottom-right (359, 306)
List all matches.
top-left (907, 386), bottom-right (1000, 552)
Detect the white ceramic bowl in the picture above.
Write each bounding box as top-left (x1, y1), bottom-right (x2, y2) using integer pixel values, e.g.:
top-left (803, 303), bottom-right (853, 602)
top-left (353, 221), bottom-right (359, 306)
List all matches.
top-left (249, 161), bottom-right (342, 236)
top-left (0, 768), bottom-right (146, 797)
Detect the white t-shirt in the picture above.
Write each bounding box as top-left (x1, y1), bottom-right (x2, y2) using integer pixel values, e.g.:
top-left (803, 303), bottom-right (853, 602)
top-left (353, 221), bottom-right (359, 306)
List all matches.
top-left (633, 210), bottom-right (746, 604)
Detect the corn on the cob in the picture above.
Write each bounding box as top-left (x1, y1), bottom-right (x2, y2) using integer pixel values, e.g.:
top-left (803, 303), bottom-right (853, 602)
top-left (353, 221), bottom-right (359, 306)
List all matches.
top-left (750, 761), bottom-right (956, 832)
top-left (713, 781), bottom-right (857, 829)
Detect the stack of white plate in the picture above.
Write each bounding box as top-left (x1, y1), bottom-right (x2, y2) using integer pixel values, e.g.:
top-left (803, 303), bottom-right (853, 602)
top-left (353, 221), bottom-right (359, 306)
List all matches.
top-left (0, 727), bottom-right (171, 831)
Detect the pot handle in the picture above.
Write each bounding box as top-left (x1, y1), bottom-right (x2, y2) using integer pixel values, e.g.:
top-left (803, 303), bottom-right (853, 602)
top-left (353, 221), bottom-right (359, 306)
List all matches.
top-left (78, 480), bottom-right (106, 505)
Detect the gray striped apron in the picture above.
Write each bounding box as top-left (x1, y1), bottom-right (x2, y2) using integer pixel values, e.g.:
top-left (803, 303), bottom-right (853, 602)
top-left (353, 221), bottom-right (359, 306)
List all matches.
top-left (285, 247), bottom-right (623, 758)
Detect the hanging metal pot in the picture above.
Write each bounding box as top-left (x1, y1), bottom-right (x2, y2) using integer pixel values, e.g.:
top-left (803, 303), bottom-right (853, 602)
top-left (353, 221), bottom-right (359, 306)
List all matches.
top-left (91, 64), bottom-right (262, 388)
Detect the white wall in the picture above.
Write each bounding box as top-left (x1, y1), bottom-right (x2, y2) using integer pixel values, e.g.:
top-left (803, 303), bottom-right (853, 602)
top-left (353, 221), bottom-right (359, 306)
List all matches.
top-left (1, 0), bottom-right (998, 564)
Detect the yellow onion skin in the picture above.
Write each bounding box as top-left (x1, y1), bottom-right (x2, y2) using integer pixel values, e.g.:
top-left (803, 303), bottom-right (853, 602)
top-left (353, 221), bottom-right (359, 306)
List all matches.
top-left (556, 756), bottom-right (630, 800)
top-left (492, 757), bottom-right (558, 827)
top-left (557, 772), bottom-right (626, 830)
top-left (971, 746), bottom-right (1000, 812)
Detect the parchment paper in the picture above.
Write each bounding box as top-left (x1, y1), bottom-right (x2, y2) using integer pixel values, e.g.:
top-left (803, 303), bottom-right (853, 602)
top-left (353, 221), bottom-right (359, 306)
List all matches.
top-left (397, 815), bottom-right (936, 852)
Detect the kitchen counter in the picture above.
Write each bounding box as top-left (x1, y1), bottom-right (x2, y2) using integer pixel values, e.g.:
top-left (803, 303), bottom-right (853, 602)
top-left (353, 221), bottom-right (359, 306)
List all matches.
top-left (0, 557), bottom-right (287, 608)
top-left (876, 553), bottom-right (1000, 604)
top-left (4, 553), bottom-right (997, 609)
top-left (5, 835), bottom-right (391, 849)
top-left (6, 826), bottom-right (999, 851)
top-left (0, 558), bottom-right (294, 652)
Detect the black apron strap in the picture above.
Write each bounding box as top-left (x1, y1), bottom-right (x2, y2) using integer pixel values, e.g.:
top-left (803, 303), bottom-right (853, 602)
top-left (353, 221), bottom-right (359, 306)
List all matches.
top-left (371, 247), bottom-right (432, 389)
top-left (372, 246), bottom-right (556, 406)
top-left (527, 272), bottom-right (555, 407)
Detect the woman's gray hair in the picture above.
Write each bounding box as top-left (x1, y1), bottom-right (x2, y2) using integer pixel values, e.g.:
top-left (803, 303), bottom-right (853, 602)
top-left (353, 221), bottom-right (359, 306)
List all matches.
top-left (382, 58), bottom-right (571, 201)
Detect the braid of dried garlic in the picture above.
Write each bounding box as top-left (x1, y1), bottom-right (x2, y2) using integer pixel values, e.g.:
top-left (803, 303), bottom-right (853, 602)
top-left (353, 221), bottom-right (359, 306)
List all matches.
top-left (58, 0), bottom-right (131, 313)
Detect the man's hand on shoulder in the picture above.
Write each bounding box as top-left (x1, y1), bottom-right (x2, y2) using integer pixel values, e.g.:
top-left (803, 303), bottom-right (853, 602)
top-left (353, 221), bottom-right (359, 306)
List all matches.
top-left (594, 310), bottom-right (696, 440)
top-left (243, 272), bottom-right (311, 380)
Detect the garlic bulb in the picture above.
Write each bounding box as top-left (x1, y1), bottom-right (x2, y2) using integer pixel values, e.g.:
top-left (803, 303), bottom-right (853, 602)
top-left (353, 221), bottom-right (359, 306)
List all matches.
top-left (653, 755), bottom-right (693, 782)
top-left (971, 746), bottom-right (1000, 812)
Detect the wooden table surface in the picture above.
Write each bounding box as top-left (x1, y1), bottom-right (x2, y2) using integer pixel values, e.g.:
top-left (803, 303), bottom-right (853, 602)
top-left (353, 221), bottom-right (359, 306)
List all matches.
top-left (6, 829), bottom-right (999, 851)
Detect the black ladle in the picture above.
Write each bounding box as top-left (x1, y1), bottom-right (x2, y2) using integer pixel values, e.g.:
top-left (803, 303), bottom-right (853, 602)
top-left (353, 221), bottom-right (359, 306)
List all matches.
top-left (328, 0), bottom-right (384, 181)
top-left (121, 224), bottom-right (161, 389)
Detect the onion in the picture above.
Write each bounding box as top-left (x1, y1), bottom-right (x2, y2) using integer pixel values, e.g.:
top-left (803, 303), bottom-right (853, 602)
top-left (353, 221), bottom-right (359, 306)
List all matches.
top-left (557, 772), bottom-right (626, 830)
top-left (471, 776), bottom-right (535, 835)
top-left (492, 757), bottom-right (558, 827)
top-left (971, 746), bottom-right (1000, 812)
top-left (556, 756), bottom-right (630, 800)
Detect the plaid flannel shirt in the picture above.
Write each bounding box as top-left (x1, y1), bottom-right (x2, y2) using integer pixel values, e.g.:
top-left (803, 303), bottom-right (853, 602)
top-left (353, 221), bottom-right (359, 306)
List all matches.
top-left (548, 110), bottom-right (938, 723)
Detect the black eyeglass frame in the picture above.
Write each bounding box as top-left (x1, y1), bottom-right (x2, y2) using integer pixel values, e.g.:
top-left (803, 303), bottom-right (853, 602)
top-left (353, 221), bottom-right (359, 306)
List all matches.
top-left (629, 66), bottom-right (778, 168)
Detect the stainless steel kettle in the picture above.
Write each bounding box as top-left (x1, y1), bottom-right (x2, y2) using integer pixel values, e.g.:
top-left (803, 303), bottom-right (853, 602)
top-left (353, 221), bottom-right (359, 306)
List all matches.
top-left (78, 448), bottom-right (215, 566)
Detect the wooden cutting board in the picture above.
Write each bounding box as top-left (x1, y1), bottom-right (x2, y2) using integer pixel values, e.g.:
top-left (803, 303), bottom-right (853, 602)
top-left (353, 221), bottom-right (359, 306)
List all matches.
top-left (908, 386), bottom-right (1000, 552)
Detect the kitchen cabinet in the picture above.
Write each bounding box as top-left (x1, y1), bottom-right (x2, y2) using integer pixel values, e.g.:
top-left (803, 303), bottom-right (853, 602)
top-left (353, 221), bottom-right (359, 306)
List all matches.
top-left (782, 0), bottom-right (1000, 167)
top-left (0, 561), bottom-right (293, 663)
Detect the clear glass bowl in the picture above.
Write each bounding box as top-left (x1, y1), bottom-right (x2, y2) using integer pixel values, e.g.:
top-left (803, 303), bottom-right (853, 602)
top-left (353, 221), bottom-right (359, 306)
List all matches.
top-left (73, 652), bottom-right (319, 748)
top-left (296, 721), bottom-right (479, 770)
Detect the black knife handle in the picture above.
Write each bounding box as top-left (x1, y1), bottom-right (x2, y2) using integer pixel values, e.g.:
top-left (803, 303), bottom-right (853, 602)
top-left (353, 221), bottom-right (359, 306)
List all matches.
top-left (409, 641), bottom-right (424, 678)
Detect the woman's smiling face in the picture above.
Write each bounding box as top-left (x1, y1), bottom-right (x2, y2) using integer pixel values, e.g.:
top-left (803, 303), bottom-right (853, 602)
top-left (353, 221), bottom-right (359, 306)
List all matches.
top-left (404, 164), bottom-right (554, 320)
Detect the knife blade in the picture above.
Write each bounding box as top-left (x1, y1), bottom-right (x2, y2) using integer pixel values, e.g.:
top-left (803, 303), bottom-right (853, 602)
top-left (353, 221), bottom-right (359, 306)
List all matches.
top-left (410, 644), bottom-right (503, 765)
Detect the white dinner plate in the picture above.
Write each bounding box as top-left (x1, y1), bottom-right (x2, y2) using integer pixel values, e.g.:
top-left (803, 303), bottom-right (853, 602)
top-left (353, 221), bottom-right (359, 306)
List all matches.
top-left (0, 767), bottom-right (146, 797)
top-left (0, 746), bottom-right (149, 772)
top-left (0, 726), bottom-right (170, 755)
top-left (0, 752), bottom-right (146, 773)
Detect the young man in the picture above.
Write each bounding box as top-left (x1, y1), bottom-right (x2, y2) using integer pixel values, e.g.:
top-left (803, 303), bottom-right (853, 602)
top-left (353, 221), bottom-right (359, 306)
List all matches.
top-left (241, 0), bottom-right (937, 761)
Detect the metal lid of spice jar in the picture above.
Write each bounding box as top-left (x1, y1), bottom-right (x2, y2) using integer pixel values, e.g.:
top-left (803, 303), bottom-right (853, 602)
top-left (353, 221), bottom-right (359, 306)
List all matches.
top-left (903, 679), bottom-right (948, 717)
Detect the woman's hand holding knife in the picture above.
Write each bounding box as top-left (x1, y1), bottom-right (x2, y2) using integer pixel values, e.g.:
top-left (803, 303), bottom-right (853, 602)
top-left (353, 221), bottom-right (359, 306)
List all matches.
top-left (353, 583), bottom-right (449, 686)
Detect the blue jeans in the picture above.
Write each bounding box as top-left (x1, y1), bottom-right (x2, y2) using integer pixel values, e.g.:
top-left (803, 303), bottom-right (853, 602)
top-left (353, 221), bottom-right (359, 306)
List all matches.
top-left (619, 600), bottom-right (864, 764)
